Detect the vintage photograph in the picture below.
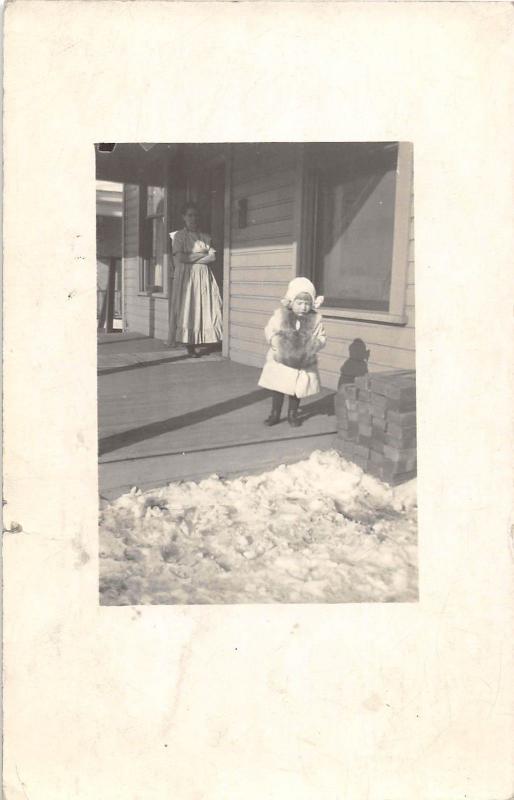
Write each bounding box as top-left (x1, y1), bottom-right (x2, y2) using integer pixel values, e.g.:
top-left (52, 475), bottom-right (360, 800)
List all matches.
top-left (97, 142), bottom-right (417, 605)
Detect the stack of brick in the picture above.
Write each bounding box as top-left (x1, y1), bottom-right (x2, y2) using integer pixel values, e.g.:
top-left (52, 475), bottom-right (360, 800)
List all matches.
top-left (334, 369), bottom-right (416, 484)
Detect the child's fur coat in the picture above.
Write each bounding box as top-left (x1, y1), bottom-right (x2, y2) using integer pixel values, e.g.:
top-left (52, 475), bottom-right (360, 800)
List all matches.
top-left (258, 307), bottom-right (327, 398)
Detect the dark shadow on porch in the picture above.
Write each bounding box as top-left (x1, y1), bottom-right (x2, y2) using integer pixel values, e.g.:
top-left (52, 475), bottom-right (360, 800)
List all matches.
top-left (99, 388), bottom-right (269, 456)
top-left (99, 353), bottom-right (190, 376)
top-left (299, 392), bottom-right (335, 421)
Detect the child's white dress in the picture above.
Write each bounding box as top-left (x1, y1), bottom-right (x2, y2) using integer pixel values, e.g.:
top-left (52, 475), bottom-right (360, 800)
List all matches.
top-left (258, 307), bottom-right (326, 398)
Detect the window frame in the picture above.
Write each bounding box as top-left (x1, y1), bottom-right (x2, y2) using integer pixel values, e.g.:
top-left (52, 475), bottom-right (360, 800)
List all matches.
top-left (138, 184), bottom-right (169, 298)
top-left (296, 142), bottom-right (413, 325)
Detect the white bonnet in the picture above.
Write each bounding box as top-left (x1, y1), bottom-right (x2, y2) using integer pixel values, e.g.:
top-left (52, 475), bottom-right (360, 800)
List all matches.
top-left (281, 277), bottom-right (324, 309)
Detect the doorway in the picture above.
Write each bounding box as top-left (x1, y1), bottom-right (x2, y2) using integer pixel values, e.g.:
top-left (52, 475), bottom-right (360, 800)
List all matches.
top-left (202, 161), bottom-right (225, 299)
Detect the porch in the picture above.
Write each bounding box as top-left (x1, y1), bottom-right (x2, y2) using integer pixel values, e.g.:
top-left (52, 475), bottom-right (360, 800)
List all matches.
top-left (98, 333), bottom-right (337, 501)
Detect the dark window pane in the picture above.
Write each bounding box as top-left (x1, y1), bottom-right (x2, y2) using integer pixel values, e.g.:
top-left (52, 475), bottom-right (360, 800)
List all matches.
top-left (314, 144), bottom-right (398, 312)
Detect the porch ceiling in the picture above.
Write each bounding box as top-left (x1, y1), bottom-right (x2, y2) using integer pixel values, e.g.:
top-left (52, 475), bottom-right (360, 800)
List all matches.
top-left (95, 142), bottom-right (230, 185)
top-left (95, 143), bottom-right (179, 184)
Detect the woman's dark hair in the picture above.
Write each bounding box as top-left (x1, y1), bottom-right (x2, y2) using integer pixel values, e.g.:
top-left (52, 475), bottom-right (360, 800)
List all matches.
top-left (181, 202), bottom-right (200, 216)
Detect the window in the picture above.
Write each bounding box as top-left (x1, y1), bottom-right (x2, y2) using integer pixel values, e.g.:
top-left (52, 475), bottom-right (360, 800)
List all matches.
top-left (302, 143), bottom-right (412, 323)
top-left (140, 186), bottom-right (166, 293)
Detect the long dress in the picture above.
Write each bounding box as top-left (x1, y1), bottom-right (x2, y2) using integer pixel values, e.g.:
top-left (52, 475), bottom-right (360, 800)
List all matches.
top-left (168, 229), bottom-right (223, 346)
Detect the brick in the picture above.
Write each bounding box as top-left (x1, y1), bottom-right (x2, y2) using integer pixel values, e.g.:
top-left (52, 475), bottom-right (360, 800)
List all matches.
top-left (375, 382), bottom-right (416, 403)
top-left (334, 393), bottom-right (348, 424)
top-left (346, 398), bottom-right (358, 412)
top-left (385, 428), bottom-right (416, 448)
top-left (358, 423), bottom-right (372, 437)
top-left (367, 462), bottom-right (416, 485)
top-left (370, 370), bottom-right (416, 399)
top-left (381, 460), bottom-right (417, 482)
top-left (383, 455), bottom-right (417, 474)
top-left (388, 469), bottom-right (417, 486)
top-left (387, 422), bottom-right (416, 438)
top-left (387, 410), bottom-right (417, 428)
top-left (367, 463), bottom-right (384, 480)
top-left (355, 374), bottom-right (370, 390)
top-left (383, 445), bottom-right (417, 463)
top-left (343, 385), bottom-right (358, 400)
top-left (370, 449), bottom-right (384, 465)
top-left (334, 437), bottom-right (355, 457)
top-left (371, 393), bottom-right (388, 411)
top-left (372, 393), bottom-right (415, 414)
top-left (370, 440), bottom-right (384, 455)
top-left (347, 421), bottom-right (359, 440)
top-left (353, 443), bottom-right (370, 459)
top-left (357, 388), bottom-right (371, 403)
top-left (371, 425), bottom-right (386, 442)
top-left (358, 435), bottom-right (372, 448)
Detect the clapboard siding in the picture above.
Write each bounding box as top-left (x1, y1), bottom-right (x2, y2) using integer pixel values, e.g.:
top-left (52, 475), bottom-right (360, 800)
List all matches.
top-left (322, 318), bottom-right (414, 349)
top-left (231, 246), bottom-right (293, 268)
top-left (230, 295), bottom-right (279, 315)
top-left (233, 185), bottom-right (295, 211)
top-left (230, 348), bottom-right (268, 370)
top-left (231, 200), bottom-right (294, 227)
top-left (232, 171), bottom-right (297, 203)
top-left (125, 291), bottom-right (169, 341)
top-left (229, 267), bottom-right (293, 284)
top-left (231, 217), bottom-right (294, 244)
top-left (230, 324), bottom-right (267, 345)
top-left (228, 145), bottom-right (297, 362)
top-left (230, 309), bottom-right (271, 328)
top-left (231, 281), bottom-right (289, 298)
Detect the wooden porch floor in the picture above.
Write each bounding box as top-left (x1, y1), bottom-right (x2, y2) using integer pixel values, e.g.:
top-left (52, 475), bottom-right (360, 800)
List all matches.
top-left (98, 333), bottom-right (337, 501)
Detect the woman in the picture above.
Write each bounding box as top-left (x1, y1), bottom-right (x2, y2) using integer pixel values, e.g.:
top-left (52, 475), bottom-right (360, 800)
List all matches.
top-left (168, 203), bottom-right (223, 357)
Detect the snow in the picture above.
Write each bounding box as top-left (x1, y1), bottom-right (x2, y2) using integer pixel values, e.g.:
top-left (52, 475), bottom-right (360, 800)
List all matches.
top-left (99, 450), bottom-right (418, 605)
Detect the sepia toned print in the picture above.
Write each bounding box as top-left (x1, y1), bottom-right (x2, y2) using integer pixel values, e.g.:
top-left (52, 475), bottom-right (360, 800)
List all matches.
top-left (97, 142), bottom-right (417, 605)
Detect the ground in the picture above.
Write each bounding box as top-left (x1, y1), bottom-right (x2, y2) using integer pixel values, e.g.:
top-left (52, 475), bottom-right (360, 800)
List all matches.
top-left (99, 449), bottom-right (417, 605)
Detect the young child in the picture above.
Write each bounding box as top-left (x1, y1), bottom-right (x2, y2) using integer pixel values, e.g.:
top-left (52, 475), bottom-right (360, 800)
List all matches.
top-left (258, 277), bottom-right (326, 427)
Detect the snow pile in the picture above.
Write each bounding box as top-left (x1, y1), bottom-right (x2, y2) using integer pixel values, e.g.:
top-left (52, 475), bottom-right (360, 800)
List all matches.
top-left (99, 450), bottom-right (417, 605)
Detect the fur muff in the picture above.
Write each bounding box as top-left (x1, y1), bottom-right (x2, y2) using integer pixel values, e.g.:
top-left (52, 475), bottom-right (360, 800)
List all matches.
top-left (273, 309), bottom-right (322, 370)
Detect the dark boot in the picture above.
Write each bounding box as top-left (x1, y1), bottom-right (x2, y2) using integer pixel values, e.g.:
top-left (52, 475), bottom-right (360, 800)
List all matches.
top-left (287, 395), bottom-right (301, 427)
top-left (186, 344), bottom-right (200, 358)
top-left (264, 392), bottom-right (284, 426)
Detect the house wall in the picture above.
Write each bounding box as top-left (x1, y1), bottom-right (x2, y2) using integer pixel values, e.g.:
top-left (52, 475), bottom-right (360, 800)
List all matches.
top-left (122, 183), bottom-right (169, 340)
top-left (228, 143), bottom-right (298, 367)
top-left (118, 144), bottom-right (415, 382)
top-left (228, 151), bottom-right (415, 390)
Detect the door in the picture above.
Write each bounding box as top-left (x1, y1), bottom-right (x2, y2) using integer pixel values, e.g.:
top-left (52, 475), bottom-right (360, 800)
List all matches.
top-left (205, 161), bottom-right (225, 298)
